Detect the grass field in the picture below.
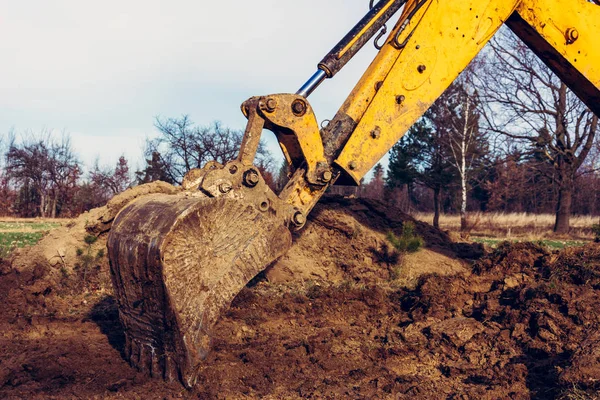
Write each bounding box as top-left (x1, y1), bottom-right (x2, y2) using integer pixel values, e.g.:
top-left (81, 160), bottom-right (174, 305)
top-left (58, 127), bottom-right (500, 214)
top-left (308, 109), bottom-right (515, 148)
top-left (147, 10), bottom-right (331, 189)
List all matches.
top-left (0, 212), bottom-right (595, 257)
top-left (471, 237), bottom-right (587, 250)
top-left (413, 212), bottom-right (597, 248)
top-left (0, 219), bottom-right (63, 257)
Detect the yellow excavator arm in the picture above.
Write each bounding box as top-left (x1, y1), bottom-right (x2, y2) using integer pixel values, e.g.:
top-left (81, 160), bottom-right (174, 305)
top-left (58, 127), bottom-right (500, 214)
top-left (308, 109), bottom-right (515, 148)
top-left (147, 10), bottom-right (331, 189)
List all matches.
top-left (107, 0), bottom-right (600, 387)
top-left (334, 0), bottom-right (600, 185)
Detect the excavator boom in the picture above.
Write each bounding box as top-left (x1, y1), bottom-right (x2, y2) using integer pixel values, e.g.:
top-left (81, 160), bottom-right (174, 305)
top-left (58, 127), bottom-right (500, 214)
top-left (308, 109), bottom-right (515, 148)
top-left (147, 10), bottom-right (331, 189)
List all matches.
top-left (107, 0), bottom-right (600, 387)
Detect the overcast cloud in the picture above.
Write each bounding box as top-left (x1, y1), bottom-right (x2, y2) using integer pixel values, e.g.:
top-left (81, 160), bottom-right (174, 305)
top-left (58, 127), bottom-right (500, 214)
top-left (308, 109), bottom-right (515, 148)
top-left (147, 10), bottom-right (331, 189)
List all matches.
top-left (1, 0), bottom-right (388, 174)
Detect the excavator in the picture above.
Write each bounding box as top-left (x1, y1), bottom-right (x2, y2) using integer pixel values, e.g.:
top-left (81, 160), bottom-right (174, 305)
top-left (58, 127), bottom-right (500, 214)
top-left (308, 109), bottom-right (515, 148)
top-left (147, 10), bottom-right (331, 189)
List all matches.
top-left (107, 0), bottom-right (600, 388)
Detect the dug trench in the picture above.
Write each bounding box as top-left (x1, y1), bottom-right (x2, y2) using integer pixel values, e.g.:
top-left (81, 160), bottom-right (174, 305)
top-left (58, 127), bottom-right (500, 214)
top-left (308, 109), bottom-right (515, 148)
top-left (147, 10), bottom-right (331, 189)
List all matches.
top-left (1, 186), bottom-right (600, 399)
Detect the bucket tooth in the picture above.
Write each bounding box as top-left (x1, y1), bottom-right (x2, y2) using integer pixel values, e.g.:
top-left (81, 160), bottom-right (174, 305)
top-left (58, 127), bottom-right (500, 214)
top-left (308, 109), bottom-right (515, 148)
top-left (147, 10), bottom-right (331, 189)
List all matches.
top-left (108, 193), bottom-right (292, 387)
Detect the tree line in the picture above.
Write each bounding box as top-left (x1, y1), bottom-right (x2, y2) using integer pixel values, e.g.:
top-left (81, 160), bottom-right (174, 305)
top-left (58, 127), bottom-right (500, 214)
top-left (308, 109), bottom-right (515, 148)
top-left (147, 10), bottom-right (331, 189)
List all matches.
top-left (363, 29), bottom-right (599, 234)
top-left (1, 29), bottom-right (598, 235)
top-left (0, 119), bottom-right (274, 219)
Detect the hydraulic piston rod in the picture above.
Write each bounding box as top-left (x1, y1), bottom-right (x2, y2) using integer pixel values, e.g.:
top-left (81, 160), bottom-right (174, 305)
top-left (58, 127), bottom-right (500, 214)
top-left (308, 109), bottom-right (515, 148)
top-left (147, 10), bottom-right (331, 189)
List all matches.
top-left (296, 0), bottom-right (407, 97)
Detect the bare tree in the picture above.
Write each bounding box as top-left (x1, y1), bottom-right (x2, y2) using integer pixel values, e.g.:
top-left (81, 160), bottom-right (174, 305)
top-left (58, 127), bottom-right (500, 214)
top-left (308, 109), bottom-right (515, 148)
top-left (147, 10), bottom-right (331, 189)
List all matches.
top-left (477, 29), bottom-right (598, 233)
top-left (5, 131), bottom-right (80, 217)
top-left (90, 156), bottom-right (132, 197)
top-left (0, 133), bottom-right (16, 216)
top-left (143, 117), bottom-right (273, 185)
top-left (441, 81), bottom-right (487, 236)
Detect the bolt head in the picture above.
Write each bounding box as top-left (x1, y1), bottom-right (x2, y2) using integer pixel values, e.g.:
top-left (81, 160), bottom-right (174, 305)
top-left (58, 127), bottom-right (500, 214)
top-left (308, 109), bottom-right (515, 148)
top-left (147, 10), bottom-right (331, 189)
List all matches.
top-left (244, 170), bottom-right (260, 187)
top-left (396, 95), bottom-right (406, 105)
top-left (293, 211), bottom-right (306, 226)
top-left (291, 99), bottom-right (307, 116)
top-left (370, 127), bottom-right (381, 139)
top-left (265, 98), bottom-right (277, 112)
top-left (259, 200), bottom-right (269, 212)
top-left (566, 28), bottom-right (579, 43)
top-left (322, 170), bottom-right (333, 182)
top-left (348, 161), bottom-right (357, 171)
top-left (417, 64), bottom-right (426, 73)
top-left (219, 182), bottom-right (232, 194)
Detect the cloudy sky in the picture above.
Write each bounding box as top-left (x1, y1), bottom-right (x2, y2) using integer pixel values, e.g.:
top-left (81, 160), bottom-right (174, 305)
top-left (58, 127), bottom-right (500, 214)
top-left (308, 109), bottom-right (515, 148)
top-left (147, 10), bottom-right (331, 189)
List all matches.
top-left (1, 0), bottom-right (391, 174)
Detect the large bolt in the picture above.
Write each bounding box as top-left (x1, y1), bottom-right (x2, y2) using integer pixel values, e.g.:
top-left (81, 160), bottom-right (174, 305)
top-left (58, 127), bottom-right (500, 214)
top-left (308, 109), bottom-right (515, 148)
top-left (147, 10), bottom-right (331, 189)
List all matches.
top-left (244, 169), bottom-right (260, 187)
top-left (265, 98), bottom-right (277, 112)
top-left (291, 99), bottom-right (307, 116)
top-left (322, 170), bottom-right (333, 182)
top-left (292, 211), bottom-right (306, 227)
top-left (417, 64), bottom-right (427, 73)
top-left (348, 161), bottom-right (357, 170)
top-left (370, 126), bottom-right (381, 139)
top-left (566, 28), bottom-right (579, 44)
top-left (396, 95), bottom-right (406, 105)
top-left (218, 182), bottom-right (232, 194)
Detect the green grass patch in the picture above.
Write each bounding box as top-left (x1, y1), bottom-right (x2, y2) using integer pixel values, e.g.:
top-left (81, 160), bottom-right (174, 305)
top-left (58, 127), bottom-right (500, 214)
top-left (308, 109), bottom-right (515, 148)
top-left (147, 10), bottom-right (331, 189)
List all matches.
top-left (0, 232), bottom-right (45, 248)
top-left (0, 221), bottom-right (62, 257)
top-left (0, 232), bottom-right (45, 257)
top-left (0, 221), bottom-right (61, 231)
top-left (472, 236), bottom-right (587, 250)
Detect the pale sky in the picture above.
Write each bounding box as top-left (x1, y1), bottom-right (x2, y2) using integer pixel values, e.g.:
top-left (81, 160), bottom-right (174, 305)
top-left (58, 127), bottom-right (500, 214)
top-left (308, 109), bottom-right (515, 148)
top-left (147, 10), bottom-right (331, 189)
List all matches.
top-left (1, 0), bottom-right (389, 175)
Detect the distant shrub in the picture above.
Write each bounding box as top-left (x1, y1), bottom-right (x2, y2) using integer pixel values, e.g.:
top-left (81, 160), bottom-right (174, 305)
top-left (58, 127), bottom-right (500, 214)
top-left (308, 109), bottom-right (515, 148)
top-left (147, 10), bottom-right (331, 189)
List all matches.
top-left (386, 222), bottom-right (424, 253)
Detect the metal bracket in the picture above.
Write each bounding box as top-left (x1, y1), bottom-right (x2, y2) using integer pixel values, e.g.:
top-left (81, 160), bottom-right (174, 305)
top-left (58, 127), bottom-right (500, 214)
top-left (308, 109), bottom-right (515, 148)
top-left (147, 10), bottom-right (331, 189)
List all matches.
top-left (241, 94), bottom-right (331, 186)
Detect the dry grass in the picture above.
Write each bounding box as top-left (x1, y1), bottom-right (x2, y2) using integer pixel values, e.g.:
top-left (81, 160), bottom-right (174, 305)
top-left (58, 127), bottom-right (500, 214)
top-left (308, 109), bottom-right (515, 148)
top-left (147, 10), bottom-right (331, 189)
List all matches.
top-left (412, 212), bottom-right (599, 241)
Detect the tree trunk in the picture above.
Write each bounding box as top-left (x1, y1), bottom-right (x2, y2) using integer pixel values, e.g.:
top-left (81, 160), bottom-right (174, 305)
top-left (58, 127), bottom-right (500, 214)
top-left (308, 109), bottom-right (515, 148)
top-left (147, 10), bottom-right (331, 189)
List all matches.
top-left (554, 178), bottom-right (573, 234)
top-left (51, 192), bottom-right (58, 218)
top-left (433, 187), bottom-right (441, 228)
top-left (40, 193), bottom-right (46, 218)
top-left (459, 117), bottom-right (468, 238)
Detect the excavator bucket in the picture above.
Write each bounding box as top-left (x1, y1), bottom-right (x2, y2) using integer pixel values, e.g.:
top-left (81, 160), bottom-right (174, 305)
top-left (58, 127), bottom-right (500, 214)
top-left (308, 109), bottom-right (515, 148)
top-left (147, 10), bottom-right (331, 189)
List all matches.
top-left (107, 163), bottom-right (293, 387)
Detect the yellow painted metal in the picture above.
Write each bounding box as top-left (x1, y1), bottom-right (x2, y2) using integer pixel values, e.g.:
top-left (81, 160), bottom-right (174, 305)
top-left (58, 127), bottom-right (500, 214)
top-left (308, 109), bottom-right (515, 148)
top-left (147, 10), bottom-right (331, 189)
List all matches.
top-left (280, 0), bottom-right (600, 208)
top-left (259, 94), bottom-right (328, 185)
top-left (509, 0), bottom-right (600, 115)
top-left (338, 4), bottom-right (418, 124)
top-left (335, 0), bottom-right (520, 184)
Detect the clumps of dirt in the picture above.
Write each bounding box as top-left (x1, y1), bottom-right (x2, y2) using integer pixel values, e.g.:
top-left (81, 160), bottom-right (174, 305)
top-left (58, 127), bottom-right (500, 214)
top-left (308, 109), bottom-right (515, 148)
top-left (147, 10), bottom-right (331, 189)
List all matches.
top-left (267, 195), bottom-right (474, 286)
top-left (7, 189), bottom-right (600, 398)
top-left (86, 181), bottom-right (180, 236)
top-left (9, 181), bottom-right (179, 283)
top-left (193, 242), bottom-right (600, 399)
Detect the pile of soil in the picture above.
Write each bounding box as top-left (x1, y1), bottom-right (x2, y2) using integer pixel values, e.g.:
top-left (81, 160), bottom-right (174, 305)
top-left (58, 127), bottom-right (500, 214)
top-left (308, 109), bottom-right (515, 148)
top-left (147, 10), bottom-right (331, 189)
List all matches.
top-left (9, 181), bottom-right (179, 279)
top-left (267, 196), bottom-right (474, 286)
top-left (2, 185), bottom-right (599, 399)
top-left (193, 242), bottom-right (600, 399)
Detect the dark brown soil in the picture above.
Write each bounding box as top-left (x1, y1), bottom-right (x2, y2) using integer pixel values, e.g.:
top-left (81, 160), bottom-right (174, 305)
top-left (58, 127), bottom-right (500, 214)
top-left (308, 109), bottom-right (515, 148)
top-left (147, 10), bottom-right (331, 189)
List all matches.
top-left (1, 197), bottom-right (600, 399)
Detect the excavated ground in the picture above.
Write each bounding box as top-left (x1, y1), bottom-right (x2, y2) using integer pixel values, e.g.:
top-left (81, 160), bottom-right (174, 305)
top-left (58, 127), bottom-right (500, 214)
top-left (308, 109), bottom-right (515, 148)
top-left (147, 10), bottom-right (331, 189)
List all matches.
top-left (1, 190), bottom-right (600, 399)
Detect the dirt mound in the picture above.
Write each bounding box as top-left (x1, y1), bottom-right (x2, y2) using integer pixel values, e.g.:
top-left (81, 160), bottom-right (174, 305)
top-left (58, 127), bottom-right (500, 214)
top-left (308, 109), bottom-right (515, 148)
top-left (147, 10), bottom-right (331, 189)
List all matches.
top-left (187, 243), bottom-right (600, 399)
top-left (267, 196), bottom-right (472, 286)
top-left (11, 189), bottom-right (600, 398)
top-left (9, 181), bottom-right (179, 279)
